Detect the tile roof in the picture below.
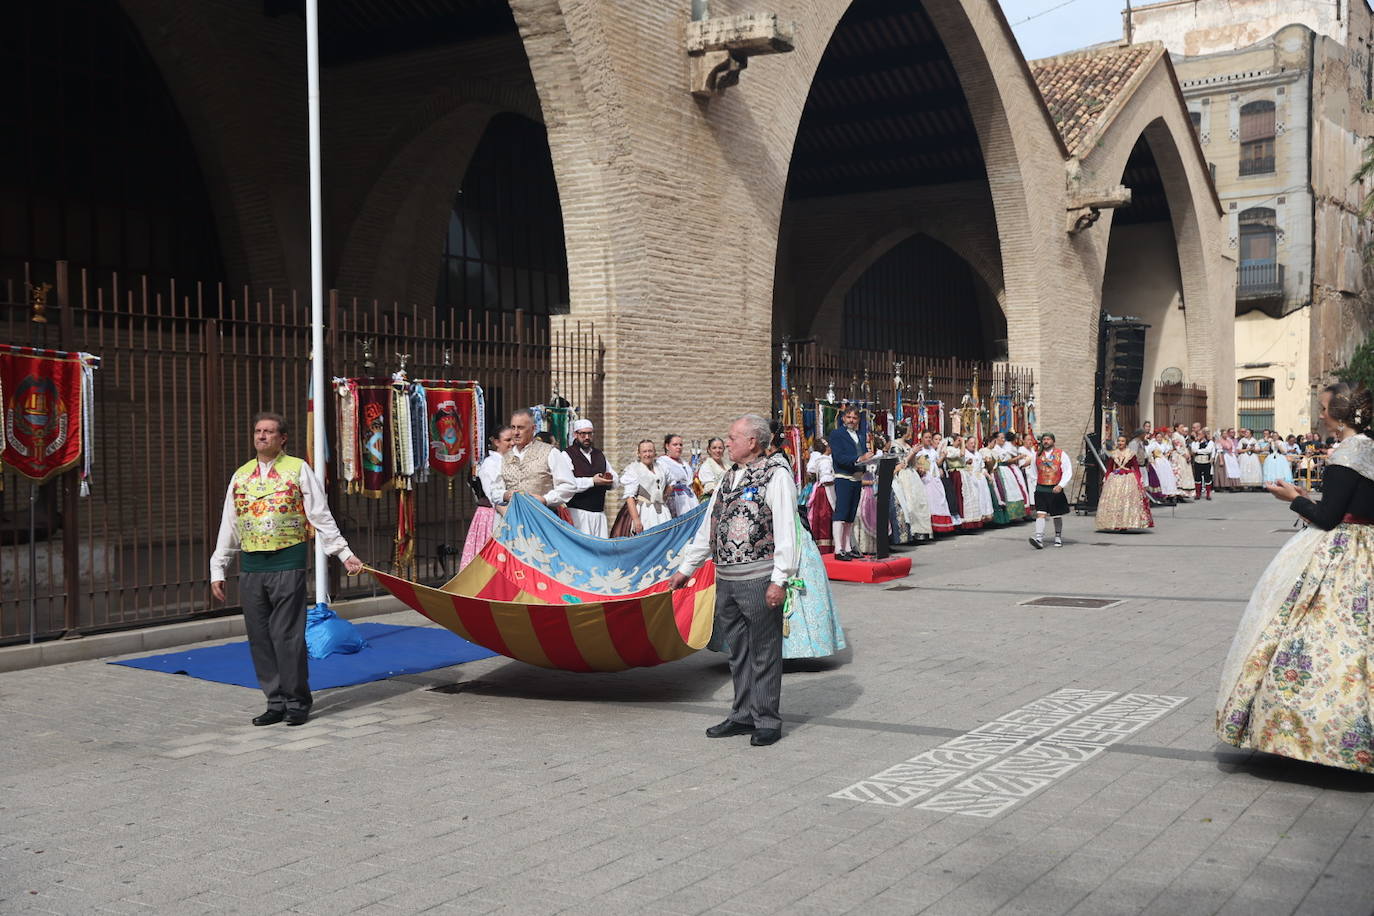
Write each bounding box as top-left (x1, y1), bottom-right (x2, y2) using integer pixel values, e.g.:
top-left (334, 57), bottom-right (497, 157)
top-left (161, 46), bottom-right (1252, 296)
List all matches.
top-left (1030, 44), bottom-right (1159, 156)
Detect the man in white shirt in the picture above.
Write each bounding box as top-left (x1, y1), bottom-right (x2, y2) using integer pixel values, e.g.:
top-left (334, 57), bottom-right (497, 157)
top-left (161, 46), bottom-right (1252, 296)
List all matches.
top-left (670, 414), bottom-right (798, 747)
top-left (1029, 432), bottom-right (1073, 549)
top-left (1190, 428), bottom-right (1216, 500)
top-left (210, 412), bottom-right (364, 726)
top-left (564, 419), bottom-right (615, 536)
top-left (490, 408), bottom-right (578, 512)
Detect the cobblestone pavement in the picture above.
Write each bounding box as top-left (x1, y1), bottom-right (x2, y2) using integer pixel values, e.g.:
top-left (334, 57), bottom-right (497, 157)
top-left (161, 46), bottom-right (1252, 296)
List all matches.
top-left (3, 494), bottom-right (1372, 915)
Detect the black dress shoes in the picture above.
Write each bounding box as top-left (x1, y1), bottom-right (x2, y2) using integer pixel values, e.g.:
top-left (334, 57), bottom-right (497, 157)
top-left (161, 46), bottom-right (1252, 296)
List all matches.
top-left (750, 728), bottom-right (782, 747)
top-left (705, 719), bottom-right (755, 738)
top-left (285, 710), bottom-right (310, 726)
top-left (252, 709), bottom-right (285, 726)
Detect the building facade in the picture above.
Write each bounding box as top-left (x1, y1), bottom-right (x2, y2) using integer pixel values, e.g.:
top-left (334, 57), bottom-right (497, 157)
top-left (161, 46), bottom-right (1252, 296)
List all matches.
top-left (1, 0), bottom-right (1238, 466)
top-left (1128, 0), bottom-right (1374, 433)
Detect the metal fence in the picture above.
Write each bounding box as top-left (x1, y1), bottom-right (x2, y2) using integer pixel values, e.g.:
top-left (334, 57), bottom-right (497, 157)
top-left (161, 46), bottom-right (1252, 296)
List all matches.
top-left (1, 261), bottom-right (604, 644)
top-left (779, 342), bottom-right (1035, 433)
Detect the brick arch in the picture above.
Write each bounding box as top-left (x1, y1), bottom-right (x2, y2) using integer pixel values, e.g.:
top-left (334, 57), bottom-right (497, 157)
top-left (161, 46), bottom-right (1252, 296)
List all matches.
top-left (1084, 78), bottom-right (1233, 426)
top-left (805, 223), bottom-right (1006, 347)
top-left (332, 75), bottom-right (545, 305)
top-left (117, 0), bottom-right (299, 290)
top-left (503, 0), bottom-right (1072, 460)
top-left (772, 0), bottom-right (1072, 416)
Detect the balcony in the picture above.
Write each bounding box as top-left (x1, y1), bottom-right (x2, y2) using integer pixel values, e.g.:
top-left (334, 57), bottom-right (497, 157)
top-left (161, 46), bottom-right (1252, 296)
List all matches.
top-left (1236, 262), bottom-right (1285, 316)
top-left (1237, 261), bottom-right (1283, 297)
top-left (1239, 155), bottom-right (1275, 176)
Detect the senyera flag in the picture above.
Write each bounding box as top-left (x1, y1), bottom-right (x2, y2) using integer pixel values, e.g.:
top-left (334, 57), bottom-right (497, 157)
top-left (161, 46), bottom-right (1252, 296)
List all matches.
top-left (369, 493), bottom-right (716, 672)
top-left (1, 345), bottom-right (86, 483)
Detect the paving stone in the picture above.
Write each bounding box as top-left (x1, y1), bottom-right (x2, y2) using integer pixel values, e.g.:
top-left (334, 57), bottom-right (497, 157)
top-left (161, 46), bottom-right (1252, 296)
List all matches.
top-left (2, 499), bottom-right (1372, 913)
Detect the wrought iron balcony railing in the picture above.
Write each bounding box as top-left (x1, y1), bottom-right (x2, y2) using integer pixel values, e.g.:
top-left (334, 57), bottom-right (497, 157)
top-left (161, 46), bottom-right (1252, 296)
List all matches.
top-left (1236, 262), bottom-right (1284, 299)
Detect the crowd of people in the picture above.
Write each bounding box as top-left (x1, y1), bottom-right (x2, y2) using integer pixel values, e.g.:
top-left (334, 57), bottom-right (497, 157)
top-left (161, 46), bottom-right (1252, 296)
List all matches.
top-left (210, 382), bottom-right (1372, 764)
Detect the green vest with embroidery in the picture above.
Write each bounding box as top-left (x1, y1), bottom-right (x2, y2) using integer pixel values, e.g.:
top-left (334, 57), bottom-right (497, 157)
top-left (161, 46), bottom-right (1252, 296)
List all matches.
top-left (232, 455), bottom-right (308, 553)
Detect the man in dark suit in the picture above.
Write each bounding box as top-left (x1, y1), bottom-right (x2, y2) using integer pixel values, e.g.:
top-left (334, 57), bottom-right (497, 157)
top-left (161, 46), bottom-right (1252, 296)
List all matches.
top-left (827, 407), bottom-right (873, 560)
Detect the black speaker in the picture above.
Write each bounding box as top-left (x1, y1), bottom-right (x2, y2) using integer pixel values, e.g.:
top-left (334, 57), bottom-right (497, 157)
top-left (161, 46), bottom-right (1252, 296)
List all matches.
top-left (1082, 432), bottom-right (1103, 509)
top-left (1108, 326), bottom-right (1146, 405)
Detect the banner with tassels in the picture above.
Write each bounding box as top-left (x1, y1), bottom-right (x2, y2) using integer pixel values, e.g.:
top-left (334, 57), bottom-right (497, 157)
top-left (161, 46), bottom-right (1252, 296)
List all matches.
top-left (1, 344), bottom-right (99, 491)
top-left (420, 382), bottom-right (480, 480)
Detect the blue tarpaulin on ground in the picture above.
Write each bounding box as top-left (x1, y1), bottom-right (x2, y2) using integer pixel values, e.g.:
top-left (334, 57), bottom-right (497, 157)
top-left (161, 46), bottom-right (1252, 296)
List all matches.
top-left (109, 623), bottom-right (496, 690)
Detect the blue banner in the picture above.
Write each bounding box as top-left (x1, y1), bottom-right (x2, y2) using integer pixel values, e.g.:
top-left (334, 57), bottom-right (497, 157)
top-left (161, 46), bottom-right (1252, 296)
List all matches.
top-left (494, 493), bottom-right (710, 595)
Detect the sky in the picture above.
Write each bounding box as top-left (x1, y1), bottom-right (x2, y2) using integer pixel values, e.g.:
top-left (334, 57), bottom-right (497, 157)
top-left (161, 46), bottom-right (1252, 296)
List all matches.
top-left (998, 0), bottom-right (1125, 61)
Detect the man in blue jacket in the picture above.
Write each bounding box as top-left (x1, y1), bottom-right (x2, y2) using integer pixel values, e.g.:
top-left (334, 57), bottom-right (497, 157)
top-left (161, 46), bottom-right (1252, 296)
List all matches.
top-left (827, 407), bottom-right (873, 559)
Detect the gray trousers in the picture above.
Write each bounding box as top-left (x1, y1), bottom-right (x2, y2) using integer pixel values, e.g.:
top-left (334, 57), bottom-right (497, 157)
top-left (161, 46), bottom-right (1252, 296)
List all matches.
top-left (716, 576), bottom-right (784, 730)
top-left (240, 569), bottom-right (311, 712)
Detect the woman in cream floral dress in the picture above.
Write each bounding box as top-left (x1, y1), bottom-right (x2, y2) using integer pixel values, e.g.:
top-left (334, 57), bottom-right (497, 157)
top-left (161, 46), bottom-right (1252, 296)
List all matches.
top-left (1217, 383), bottom-right (1374, 772)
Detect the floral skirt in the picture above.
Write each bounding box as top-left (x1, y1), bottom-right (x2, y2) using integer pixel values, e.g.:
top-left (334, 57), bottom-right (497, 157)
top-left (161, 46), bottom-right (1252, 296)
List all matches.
top-left (1171, 451), bottom-right (1195, 491)
top-left (1216, 522), bottom-right (1374, 772)
top-left (1095, 470), bottom-right (1153, 531)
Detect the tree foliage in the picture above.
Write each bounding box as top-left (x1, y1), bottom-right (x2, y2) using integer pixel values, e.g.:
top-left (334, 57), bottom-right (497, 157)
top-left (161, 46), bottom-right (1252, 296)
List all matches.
top-left (1336, 329), bottom-right (1374, 392)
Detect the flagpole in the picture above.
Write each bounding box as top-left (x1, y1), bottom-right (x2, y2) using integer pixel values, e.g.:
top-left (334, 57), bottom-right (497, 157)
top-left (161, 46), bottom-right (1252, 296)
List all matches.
top-left (306, 0), bottom-right (329, 609)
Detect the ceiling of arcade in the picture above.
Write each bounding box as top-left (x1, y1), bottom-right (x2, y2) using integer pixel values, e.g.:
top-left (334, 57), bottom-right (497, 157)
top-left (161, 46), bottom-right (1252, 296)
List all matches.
top-left (786, 0), bottom-right (987, 200)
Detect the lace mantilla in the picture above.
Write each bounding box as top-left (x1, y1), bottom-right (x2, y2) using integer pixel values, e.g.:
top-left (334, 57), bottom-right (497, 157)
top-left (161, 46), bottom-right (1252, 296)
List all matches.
top-left (1327, 434), bottom-right (1374, 485)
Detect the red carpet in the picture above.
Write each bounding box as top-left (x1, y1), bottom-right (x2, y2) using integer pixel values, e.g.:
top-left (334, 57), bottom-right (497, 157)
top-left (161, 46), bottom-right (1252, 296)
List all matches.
top-left (823, 555), bottom-right (912, 584)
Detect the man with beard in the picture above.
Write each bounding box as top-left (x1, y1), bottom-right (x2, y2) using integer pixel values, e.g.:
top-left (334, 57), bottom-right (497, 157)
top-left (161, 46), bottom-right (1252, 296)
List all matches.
top-left (1029, 432), bottom-right (1073, 549)
top-left (565, 419), bottom-right (615, 537)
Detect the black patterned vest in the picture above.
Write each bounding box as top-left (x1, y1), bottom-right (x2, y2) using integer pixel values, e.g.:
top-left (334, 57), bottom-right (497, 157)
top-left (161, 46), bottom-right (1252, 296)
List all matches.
top-left (710, 458), bottom-right (778, 573)
top-left (566, 445), bottom-right (609, 512)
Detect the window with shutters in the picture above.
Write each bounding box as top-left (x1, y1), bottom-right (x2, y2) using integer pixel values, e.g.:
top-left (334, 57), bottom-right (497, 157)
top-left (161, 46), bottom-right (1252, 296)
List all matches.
top-left (1238, 101), bottom-right (1275, 176)
top-left (1237, 377), bottom-right (1275, 431)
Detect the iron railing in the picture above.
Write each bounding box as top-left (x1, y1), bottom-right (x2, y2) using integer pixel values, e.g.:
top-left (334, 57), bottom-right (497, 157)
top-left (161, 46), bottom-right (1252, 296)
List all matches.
top-left (777, 342), bottom-right (1035, 437)
top-left (0, 261), bottom-right (605, 644)
top-left (1239, 156), bottom-right (1275, 176)
top-left (1237, 262), bottom-right (1284, 298)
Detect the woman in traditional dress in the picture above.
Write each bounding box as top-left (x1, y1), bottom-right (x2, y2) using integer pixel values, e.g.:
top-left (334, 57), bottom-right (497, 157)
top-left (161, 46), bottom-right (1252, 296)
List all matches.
top-left (613, 439), bottom-right (671, 534)
top-left (657, 433), bottom-right (697, 517)
top-left (944, 436), bottom-right (980, 530)
top-left (894, 445), bottom-right (933, 542)
top-left (1217, 383), bottom-right (1374, 773)
top-left (1263, 431), bottom-right (1295, 485)
top-left (1095, 435), bottom-right (1153, 532)
top-left (806, 437), bottom-right (836, 553)
top-left (696, 437), bottom-right (727, 498)
top-left (1169, 427), bottom-right (1195, 498)
top-left (916, 433), bottom-right (956, 535)
top-left (1014, 432), bottom-right (1037, 519)
top-left (1146, 431), bottom-right (1179, 503)
top-left (1236, 428), bottom-right (1265, 489)
top-left (974, 438), bottom-right (1008, 525)
top-left (1215, 429), bottom-right (1240, 491)
top-left (992, 431), bottom-right (1027, 522)
top-left (460, 425), bottom-right (515, 568)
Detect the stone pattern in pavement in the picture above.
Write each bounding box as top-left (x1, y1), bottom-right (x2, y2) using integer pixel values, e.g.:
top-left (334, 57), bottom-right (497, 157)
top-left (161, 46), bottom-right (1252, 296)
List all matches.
top-left (2, 495), bottom-right (1371, 915)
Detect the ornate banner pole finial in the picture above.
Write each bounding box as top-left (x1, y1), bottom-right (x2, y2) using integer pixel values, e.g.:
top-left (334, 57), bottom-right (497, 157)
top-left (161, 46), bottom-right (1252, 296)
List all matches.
top-left (30, 282), bottom-right (52, 324)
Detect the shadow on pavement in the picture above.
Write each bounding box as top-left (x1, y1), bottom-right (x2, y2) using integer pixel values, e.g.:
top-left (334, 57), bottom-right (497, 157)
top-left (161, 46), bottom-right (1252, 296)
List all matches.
top-left (1215, 749), bottom-right (1374, 792)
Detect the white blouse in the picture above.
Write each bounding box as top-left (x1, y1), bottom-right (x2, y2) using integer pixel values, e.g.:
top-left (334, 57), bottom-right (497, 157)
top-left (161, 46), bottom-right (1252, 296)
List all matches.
top-left (620, 461), bottom-right (666, 505)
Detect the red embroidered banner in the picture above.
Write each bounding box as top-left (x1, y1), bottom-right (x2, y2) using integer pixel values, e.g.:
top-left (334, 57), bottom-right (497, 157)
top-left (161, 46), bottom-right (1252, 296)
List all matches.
top-left (1, 349), bottom-right (84, 483)
top-left (355, 379), bottom-right (392, 497)
top-left (425, 385), bottom-right (475, 477)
